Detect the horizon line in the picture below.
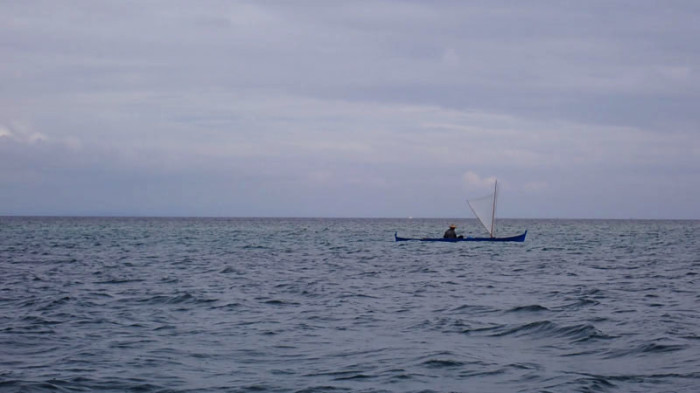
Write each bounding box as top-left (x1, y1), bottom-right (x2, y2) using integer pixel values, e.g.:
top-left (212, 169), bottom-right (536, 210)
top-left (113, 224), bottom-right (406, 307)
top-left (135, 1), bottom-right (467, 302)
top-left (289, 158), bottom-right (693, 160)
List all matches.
top-left (1, 215), bottom-right (698, 221)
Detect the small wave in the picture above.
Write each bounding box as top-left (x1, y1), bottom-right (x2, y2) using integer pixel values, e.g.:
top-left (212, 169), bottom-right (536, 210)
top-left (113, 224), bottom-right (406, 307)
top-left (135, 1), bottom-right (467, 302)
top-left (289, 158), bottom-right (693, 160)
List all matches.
top-left (451, 304), bottom-right (499, 315)
top-left (642, 344), bottom-right (686, 353)
top-left (0, 380), bottom-right (64, 393)
top-left (263, 299), bottom-right (301, 306)
top-left (506, 304), bottom-right (550, 313)
top-left (305, 369), bottom-right (374, 382)
top-left (210, 302), bottom-right (243, 310)
top-left (242, 244), bottom-right (271, 249)
top-left (0, 377), bottom-right (168, 393)
top-left (604, 342), bottom-right (688, 359)
top-left (135, 293), bottom-right (217, 305)
top-left (422, 359), bottom-right (465, 368)
top-left (508, 362), bottom-right (540, 370)
top-left (337, 292), bottom-right (378, 299)
top-left (36, 296), bottom-right (71, 311)
top-left (95, 278), bottom-right (145, 284)
top-left (459, 368), bottom-right (508, 378)
top-left (560, 298), bottom-right (601, 310)
top-left (153, 324), bottom-right (176, 331)
top-left (558, 370), bottom-right (700, 392)
top-left (490, 320), bottom-right (611, 342)
top-left (491, 320), bottom-right (555, 337)
top-left (295, 386), bottom-right (352, 393)
top-left (566, 374), bottom-right (617, 391)
top-left (459, 324), bottom-right (504, 335)
top-left (19, 315), bottom-right (62, 326)
top-left (333, 373), bottom-right (371, 381)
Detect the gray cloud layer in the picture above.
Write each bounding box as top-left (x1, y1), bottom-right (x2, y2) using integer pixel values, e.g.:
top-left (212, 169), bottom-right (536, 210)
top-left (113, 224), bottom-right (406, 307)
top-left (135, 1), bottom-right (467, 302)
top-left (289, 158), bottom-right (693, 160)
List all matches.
top-left (2, 1), bottom-right (699, 218)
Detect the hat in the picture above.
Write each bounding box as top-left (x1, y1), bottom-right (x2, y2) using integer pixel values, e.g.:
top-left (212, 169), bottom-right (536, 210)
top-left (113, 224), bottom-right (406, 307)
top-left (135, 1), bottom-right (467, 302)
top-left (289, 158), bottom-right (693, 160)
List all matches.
top-left (449, 224), bottom-right (457, 229)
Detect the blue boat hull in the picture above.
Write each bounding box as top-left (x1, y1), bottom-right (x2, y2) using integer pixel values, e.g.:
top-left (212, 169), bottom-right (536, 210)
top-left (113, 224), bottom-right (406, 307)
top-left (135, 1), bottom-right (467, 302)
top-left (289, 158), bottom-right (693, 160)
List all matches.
top-left (395, 230), bottom-right (527, 243)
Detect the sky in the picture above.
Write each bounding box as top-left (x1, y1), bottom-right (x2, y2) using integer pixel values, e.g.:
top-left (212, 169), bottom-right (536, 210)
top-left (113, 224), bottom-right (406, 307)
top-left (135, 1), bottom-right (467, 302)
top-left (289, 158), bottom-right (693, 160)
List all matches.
top-left (1, 1), bottom-right (699, 219)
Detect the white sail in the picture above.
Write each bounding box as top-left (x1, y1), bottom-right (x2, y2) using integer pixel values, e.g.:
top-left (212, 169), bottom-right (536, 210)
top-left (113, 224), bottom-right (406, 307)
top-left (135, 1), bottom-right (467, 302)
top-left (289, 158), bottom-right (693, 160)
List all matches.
top-left (467, 180), bottom-right (498, 237)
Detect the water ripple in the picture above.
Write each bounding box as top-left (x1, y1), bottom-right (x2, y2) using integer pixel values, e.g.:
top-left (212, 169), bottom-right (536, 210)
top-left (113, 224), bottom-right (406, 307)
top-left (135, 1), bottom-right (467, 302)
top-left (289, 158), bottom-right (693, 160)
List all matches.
top-left (1, 217), bottom-right (699, 392)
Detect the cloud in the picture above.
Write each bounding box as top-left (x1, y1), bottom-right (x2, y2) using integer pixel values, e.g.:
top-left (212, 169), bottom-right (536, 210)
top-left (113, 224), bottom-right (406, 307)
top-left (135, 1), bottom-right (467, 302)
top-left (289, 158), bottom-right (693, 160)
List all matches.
top-left (0, 126), bottom-right (12, 139)
top-left (462, 171), bottom-right (497, 191)
top-left (1, 1), bottom-right (699, 218)
top-left (0, 122), bottom-right (48, 144)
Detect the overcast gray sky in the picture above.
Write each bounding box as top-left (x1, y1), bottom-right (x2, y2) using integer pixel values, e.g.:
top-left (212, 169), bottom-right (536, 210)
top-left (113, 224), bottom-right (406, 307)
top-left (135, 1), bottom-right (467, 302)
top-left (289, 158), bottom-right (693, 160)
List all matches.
top-left (2, 1), bottom-right (699, 218)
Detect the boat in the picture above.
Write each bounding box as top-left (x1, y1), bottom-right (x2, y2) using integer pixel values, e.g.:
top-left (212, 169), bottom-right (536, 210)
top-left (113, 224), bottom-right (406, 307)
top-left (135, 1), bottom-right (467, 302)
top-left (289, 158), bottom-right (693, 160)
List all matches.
top-left (395, 179), bottom-right (527, 243)
top-left (394, 231), bottom-right (527, 242)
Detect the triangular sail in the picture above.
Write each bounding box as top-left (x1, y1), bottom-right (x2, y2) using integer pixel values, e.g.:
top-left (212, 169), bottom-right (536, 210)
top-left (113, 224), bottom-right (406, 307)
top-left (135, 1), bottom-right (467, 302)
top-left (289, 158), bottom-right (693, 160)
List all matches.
top-left (467, 180), bottom-right (498, 237)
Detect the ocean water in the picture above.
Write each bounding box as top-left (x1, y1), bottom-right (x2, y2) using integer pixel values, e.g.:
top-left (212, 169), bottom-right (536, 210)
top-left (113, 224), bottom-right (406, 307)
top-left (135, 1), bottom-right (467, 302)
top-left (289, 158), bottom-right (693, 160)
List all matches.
top-left (1, 217), bottom-right (699, 393)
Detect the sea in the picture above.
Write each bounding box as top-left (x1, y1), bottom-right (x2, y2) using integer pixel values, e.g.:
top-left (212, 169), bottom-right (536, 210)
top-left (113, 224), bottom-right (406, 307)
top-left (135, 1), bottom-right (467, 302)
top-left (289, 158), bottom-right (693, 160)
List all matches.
top-left (1, 217), bottom-right (699, 393)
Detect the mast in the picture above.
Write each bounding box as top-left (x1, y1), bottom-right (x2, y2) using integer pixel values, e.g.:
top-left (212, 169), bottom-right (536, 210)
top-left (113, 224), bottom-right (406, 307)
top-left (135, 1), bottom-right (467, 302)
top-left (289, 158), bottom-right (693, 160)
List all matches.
top-left (490, 180), bottom-right (497, 237)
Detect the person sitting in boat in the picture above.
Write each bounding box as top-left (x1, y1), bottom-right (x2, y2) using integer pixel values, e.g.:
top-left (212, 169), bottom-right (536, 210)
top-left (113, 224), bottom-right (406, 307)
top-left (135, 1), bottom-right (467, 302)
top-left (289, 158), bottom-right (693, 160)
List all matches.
top-left (444, 224), bottom-right (458, 239)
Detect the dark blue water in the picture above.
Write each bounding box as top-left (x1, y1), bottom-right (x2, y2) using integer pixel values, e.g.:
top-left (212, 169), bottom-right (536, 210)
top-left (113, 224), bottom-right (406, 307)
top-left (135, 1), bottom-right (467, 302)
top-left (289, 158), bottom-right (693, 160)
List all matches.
top-left (1, 217), bottom-right (699, 392)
